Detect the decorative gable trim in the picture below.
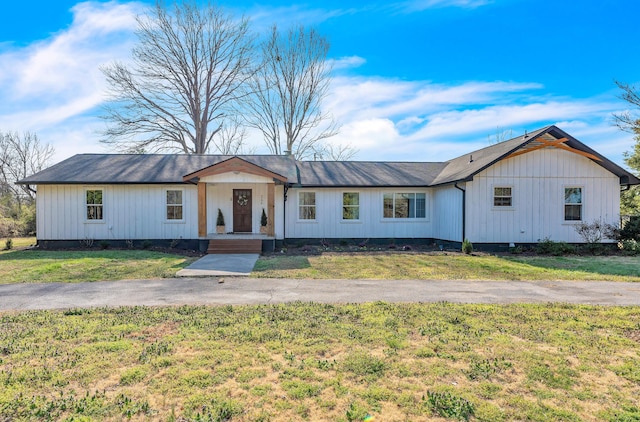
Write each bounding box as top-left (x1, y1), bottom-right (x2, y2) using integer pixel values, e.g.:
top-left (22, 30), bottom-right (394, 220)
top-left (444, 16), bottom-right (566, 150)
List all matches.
top-left (506, 137), bottom-right (602, 161)
top-left (182, 156), bottom-right (289, 183)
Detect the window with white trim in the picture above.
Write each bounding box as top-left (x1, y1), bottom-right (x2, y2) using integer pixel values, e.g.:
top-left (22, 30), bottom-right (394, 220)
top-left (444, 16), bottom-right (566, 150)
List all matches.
top-left (86, 189), bottom-right (103, 220)
top-left (299, 192), bottom-right (316, 220)
top-left (383, 193), bottom-right (426, 219)
top-left (166, 189), bottom-right (183, 220)
top-left (564, 187), bottom-right (582, 221)
top-left (493, 187), bottom-right (512, 207)
top-left (342, 192), bottom-right (360, 220)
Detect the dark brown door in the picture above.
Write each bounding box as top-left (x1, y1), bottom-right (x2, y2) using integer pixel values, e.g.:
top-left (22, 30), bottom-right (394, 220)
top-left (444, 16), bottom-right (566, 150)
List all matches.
top-left (233, 189), bottom-right (252, 232)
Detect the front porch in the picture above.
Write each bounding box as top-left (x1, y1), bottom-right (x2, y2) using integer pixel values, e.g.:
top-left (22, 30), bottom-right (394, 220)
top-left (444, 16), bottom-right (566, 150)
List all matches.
top-left (183, 157), bottom-right (287, 254)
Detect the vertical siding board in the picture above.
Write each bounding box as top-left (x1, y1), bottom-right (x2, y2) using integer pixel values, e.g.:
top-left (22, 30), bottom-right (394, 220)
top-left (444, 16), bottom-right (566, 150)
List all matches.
top-left (471, 148), bottom-right (619, 244)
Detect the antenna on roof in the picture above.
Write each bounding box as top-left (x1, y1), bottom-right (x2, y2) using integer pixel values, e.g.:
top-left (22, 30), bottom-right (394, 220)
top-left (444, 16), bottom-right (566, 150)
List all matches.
top-left (523, 130), bottom-right (528, 139)
top-left (469, 155), bottom-right (473, 163)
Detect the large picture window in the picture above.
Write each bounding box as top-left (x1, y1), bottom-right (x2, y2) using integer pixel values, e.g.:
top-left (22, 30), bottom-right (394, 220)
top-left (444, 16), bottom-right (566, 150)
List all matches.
top-left (299, 192), bottom-right (316, 220)
top-left (383, 193), bottom-right (426, 219)
top-left (493, 187), bottom-right (512, 207)
top-left (166, 190), bottom-right (183, 220)
top-left (564, 187), bottom-right (582, 221)
top-left (342, 192), bottom-right (360, 220)
top-left (86, 189), bottom-right (103, 220)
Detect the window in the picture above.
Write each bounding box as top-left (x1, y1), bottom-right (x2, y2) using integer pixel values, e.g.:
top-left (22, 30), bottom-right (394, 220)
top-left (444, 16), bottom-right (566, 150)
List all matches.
top-left (383, 193), bottom-right (426, 219)
top-left (299, 192), bottom-right (316, 220)
top-left (564, 187), bottom-right (582, 221)
top-left (86, 189), bottom-right (103, 220)
top-left (342, 192), bottom-right (360, 220)
top-left (166, 190), bottom-right (183, 220)
top-left (494, 187), bottom-right (512, 207)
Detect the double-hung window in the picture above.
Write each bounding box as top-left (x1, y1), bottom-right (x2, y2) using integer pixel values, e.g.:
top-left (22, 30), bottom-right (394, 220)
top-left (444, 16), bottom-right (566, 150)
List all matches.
top-left (86, 189), bottom-right (103, 221)
top-left (342, 192), bottom-right (360, 220)
top-left (166, 190), bottom-right (183, 220)
top-left (383, 193), bottom-right (426, 219)
top-left (299, 192), bottom-right (316, 220)
top-left (493, 187), bottom-right (512, 207)
top-left (564, 187), bottom-right (582, 221)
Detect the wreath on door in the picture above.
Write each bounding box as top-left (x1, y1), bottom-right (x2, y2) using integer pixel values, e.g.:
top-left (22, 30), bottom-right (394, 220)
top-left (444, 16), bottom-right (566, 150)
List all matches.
top-left (237, 194), bottom-right (248, 206)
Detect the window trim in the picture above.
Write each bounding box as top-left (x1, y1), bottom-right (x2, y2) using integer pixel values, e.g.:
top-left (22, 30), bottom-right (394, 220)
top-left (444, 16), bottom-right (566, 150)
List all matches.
top-left (342, 191), bottom-right (360, 221)
top-left (382, 192), bottom-right (427, 220)
top-left (165, 188), bottom-right (185, 223)
top-left (492, 185), bottom-right (513, 209)
top-left (84, 188), bottom-right (104, 223)
top-left (563, 186), bottom-right (583, 222)
top-left (298, 191), bottom-right (317, 222)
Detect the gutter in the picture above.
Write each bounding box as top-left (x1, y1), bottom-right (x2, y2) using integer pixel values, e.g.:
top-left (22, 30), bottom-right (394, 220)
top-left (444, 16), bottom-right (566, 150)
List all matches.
top-left (454, 182), bottom-right (466, 242)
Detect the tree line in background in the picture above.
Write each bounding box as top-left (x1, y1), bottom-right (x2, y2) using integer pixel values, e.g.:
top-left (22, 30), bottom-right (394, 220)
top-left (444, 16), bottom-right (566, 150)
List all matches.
top-left (615, 81), bottom-right (640, 216)
top-left (0, 132), bottom-right (54, 238)
top-left (101, 1), bottom-right (354, 160)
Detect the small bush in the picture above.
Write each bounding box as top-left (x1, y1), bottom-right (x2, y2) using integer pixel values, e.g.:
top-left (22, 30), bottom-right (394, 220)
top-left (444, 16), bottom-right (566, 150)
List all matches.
top-left (620, 216), bottom-right (640, 241)
top-left (99, 240), bottom-right (110, 250)
top-left (260, 208), bottom-right (267, 227)
top-left (621, 239), bottom-right (640, 255)
top-left (142, 240), bottom-right (152, 249)
top-left (425, 390), bottom-right (475, 421)
top-left (462, 238), bottom-right (473, 254)
top-left (216, 208), bottom-right (225, 226)
top-left (574, 218), bottom-right (617, 244)
top-left (4, 238), bottom-right (13, 250)
top-left (536, 238), bottom-right (574, 255)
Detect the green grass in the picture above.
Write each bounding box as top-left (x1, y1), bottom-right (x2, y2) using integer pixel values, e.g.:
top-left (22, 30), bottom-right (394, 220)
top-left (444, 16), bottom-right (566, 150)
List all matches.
top-left (0, 248), bottom-right (196, 283)
top-left (1, 303), bottom-right (639, 421)
top-left (252, 252), bottom-right (640, 281)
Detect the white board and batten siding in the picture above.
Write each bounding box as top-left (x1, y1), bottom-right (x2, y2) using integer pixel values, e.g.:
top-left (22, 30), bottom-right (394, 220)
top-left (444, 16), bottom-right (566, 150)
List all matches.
top-left (431, 184), bottom-right (464, 242)
top-left (285, 188), bottom-right (433, 239)
top-left (466, 149), bottom-right (620, 244)
top-left (36, 184), bottom-right (198, 240)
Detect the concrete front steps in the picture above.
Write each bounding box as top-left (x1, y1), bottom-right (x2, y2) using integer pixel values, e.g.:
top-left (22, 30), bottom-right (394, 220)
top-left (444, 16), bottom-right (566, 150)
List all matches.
top-left (207, 239), bottom-right (262, 254)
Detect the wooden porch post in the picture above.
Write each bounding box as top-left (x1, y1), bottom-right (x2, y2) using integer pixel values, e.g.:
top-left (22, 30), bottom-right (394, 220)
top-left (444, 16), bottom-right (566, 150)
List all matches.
top-left (198, 182), bottom-right (207, 237)
top-left (267, 183), bottom-right (275, 236)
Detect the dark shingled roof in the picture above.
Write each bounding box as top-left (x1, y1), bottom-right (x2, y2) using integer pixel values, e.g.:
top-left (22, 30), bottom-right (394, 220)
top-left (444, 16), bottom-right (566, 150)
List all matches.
top-left (19, 154), bottom-right (299, 185)
top-left (296, 161), bottom-right (447, 186)
top-left (18, 126), bottom-right (639, 187)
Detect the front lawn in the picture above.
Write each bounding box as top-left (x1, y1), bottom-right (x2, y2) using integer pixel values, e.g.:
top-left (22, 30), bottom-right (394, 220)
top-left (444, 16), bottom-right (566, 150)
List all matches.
top-left (252, 252), bottom-right (640, 282)
top-left (1, 303), bottom-right (639, 421)
top-left (0, 248), bottom-right (197, 283)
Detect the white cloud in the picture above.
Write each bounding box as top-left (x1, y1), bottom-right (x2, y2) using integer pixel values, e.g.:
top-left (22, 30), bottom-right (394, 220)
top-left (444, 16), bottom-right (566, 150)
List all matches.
top-left (325, 73), bottom-right (632, 165)
top-left (395, 0), bottom-right (491, 13)
top-left (329, 56), bottom-right (367, 70)
top-left (0, 1), bottom-right (143, 162)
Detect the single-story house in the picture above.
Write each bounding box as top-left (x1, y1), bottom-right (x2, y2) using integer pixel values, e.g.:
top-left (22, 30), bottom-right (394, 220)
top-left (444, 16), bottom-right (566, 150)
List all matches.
top-left (18, 125), bottom-right (640, 253)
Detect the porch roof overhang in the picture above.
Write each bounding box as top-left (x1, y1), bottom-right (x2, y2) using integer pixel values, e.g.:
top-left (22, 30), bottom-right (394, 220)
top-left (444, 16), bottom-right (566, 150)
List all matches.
top-left (182, 156), bottom-right (289, 184)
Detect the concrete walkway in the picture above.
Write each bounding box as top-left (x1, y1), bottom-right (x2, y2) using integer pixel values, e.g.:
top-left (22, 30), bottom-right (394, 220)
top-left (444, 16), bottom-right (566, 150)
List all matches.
top-left (1, 278), bottom-right (640, 311)
top-left (175, 254), bottom-right (259, 277)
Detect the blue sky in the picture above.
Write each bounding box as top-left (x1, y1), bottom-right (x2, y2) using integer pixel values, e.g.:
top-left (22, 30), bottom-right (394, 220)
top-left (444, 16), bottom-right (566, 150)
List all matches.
top-left (1, 0), bottom-right (639, 167)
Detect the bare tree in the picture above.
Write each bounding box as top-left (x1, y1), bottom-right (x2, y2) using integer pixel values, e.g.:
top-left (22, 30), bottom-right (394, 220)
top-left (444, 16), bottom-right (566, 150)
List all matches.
top-left (0, 131), bottom-right (54, 205)
top-left (245, 25), bottom-right (338, 159)
top-left (101, 1), bottom-right (255, 154)
top-left (487, 126), bottom-right (514, 144)
top-left (312, 143), bottom-right (358, 161)
top-left (614, 80), bottom-right (640, 134)
top-left (211, 116), bottom-right (252, 154)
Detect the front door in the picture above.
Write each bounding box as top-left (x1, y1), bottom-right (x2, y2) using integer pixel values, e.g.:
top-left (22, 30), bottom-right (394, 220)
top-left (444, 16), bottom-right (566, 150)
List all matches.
top-left (233, 189), bottom-right (252, 232)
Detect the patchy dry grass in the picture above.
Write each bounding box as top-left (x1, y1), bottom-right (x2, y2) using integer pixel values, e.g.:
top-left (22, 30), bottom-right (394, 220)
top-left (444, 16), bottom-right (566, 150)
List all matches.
top-left (0, 249), bottom-right (196, 283)
top-left (253, 252), bottom-right (640, 282)
top-left (1, 303), bottom-right (639, 421)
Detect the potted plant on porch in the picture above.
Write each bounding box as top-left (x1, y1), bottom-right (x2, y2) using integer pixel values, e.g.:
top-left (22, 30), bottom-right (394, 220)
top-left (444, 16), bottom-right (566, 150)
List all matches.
top-left (260, 209), bottom-right (268, 234)
top-left (216, 209), bottom-right (225, 234)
